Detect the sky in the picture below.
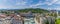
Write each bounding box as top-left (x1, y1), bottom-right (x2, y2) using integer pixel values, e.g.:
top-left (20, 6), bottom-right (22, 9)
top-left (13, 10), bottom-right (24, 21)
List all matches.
top-left (0, 0), bottom-right (60, 10)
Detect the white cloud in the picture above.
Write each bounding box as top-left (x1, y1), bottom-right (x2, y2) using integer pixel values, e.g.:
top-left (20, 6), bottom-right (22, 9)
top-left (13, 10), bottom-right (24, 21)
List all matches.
top-left (55, 7), bottom-right (60, 10)
top-left (36, 0), bottom-right (59, 6)
top-left (29, 1), bottom-right (46, 7)
top-left (0, 0), bottom-right (29, 9)
top-left (55, 1), bottom-right (60, 4)
top-left (47, 7), bottom-right (60, 10)
top-left (29, 0), bottom-right (60, 10)
top-left (3, 0), bottom-right (8, 2)
top-left (0, 0), bottom-right (60, 9)
top-left (45, 0), bottom-right (59, 5)
top-left (16, 2), bottom-right (27, 5)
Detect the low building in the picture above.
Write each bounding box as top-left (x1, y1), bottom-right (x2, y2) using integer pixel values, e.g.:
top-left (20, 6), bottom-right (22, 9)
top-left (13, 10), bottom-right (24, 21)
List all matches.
top-left (11, 14), bottom-right (23, 24)
top-left (0, 17), bottom-right (11, 24)
top-left (19, 11), bottom-right (35, 24)
top-left (24, 18), bottom-right (35, 24)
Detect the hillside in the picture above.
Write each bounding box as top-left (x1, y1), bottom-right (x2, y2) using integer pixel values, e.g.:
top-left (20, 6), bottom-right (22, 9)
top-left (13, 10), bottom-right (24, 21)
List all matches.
top-left (17, 8), bottom-right (49, 13)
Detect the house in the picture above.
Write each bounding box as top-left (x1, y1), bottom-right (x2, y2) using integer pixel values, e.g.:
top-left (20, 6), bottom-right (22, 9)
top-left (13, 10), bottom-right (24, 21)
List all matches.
top-left (0, 13), bottom-right (11, 24)
top-left (24, 18), bottom-right (35, 24)
top-left (11, 14), bottom-right (23, 24)
top-left (20, 11), bottom-right (34, 18)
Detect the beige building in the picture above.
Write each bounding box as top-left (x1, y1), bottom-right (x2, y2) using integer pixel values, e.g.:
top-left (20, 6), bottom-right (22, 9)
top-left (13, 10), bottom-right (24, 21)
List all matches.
top-left (0, 13), bottom-right (11, 24)
top-left (11, 14), bottom-right (23, 24)
top-left (0, 17), bottom-right (11, 24)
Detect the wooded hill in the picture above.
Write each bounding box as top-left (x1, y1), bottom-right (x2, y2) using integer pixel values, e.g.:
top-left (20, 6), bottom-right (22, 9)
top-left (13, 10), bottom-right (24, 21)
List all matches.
top-left (17, 8), bottom-right (49, 13)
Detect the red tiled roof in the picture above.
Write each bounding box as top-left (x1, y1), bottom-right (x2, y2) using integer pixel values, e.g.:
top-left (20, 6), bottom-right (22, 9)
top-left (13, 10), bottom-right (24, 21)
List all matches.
top-left (0, 14), bottom-right (7, 18)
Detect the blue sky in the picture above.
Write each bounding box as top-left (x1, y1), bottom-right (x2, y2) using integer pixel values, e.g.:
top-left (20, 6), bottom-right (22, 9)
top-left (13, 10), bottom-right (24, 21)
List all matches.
top-left (0, 0), bottom-right (60, 10)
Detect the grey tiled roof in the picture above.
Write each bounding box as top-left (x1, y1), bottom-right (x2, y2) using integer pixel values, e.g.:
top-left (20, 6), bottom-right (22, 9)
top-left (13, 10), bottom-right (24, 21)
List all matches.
top-left (21, 13), bottom-right (33, 16)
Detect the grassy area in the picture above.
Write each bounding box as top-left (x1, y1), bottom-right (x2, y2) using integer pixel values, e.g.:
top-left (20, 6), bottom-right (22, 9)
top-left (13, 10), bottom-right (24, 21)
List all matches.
top-left (55, 18), bottom-right (60, 24)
